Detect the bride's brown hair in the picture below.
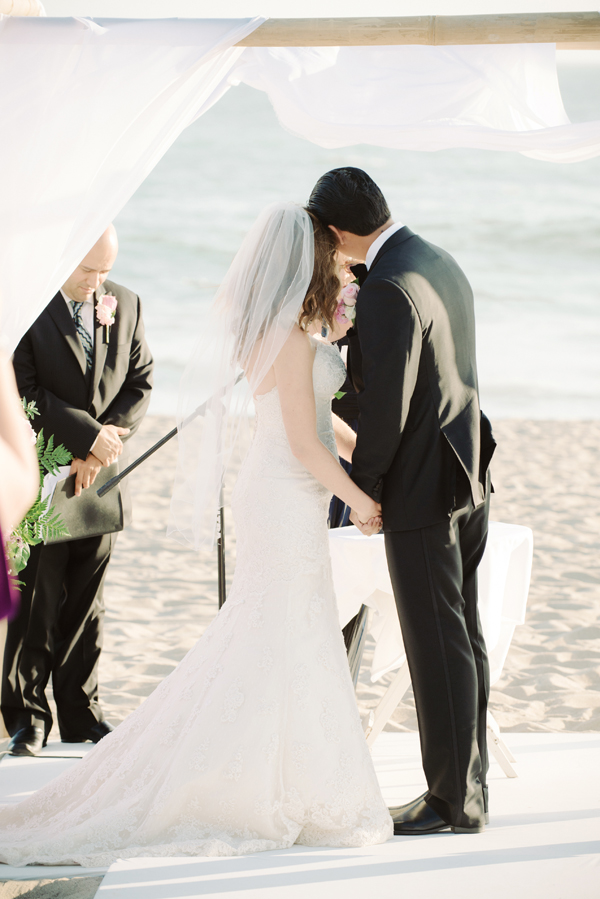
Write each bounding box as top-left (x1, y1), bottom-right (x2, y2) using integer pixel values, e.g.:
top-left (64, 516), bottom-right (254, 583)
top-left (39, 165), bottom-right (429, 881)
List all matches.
top-left (299, 210), bottom-right (341, 331)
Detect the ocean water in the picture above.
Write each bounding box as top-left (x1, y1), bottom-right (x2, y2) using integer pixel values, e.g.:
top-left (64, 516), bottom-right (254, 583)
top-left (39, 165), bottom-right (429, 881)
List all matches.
top-left (109, 63), bottom-right (600, 419)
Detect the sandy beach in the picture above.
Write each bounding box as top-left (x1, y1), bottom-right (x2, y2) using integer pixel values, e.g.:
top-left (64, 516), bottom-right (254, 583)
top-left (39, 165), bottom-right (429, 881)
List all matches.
top-left (379, 419), bottom-right (600, 734)
top-left (35, 414), bottom-right (598, 738)
top-left (1, 416), bottom-right (599, 899)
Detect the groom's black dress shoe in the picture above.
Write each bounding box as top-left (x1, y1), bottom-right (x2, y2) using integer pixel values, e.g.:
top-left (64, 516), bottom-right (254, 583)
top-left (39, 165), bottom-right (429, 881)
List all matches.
top-left (7, 726), bottom-right (47, 757)
top-left (61, 720), bottom-right (114, 744)
top-left (390, 792), bottom-right (485, 835)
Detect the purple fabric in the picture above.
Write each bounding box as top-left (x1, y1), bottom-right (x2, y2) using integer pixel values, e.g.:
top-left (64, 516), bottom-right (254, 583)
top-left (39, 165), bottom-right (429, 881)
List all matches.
top-left (0, 524), bottom-right (18, 621)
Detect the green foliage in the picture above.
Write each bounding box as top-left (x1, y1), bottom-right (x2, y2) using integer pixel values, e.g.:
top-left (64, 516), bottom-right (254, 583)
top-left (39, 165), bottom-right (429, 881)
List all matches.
top-left (21, 399), bottom-right (39, 422)
top-left (36, 429), bottom-right (73, 485)
top-left (5, 401), bottom-right (72, 578)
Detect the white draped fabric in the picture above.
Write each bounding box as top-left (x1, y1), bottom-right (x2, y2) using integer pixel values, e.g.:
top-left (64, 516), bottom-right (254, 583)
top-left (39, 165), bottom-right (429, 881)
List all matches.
top-left (234, 44), bottom-right (600, 163)
top-left (1, 19), bottom-right (599, 352)
top-left (0, 15), bottom-right (264, 351)
top-left (329, 522), bottom-right (533, 686)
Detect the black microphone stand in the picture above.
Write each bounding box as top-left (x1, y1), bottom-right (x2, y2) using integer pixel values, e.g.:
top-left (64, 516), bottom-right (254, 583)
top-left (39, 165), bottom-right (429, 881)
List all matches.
top-left (97, 374), bottom-right (243, 608)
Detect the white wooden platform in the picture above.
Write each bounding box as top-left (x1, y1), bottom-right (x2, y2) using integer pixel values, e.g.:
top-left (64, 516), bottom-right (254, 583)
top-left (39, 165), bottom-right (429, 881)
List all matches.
top-left (1, 733), bottom-right (599, 897)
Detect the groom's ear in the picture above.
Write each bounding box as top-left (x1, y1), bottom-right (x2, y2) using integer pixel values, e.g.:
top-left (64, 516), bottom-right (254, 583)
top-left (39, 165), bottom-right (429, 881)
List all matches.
top-left (328, 224), bottom-right (345, 247)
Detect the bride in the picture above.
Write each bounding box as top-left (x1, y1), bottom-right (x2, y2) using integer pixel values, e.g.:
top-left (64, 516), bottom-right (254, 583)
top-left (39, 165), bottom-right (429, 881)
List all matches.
top-left (0, 203), bottom-right (393, 866)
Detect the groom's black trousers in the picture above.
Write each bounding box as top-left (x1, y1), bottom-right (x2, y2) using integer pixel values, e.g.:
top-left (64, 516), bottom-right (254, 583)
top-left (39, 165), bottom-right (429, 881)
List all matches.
top-left (385, 470), bottom-right (491, 830)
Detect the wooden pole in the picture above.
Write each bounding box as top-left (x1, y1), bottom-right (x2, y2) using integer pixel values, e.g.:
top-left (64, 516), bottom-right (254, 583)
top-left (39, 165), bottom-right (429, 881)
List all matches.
top-left (236, 12), bottom-right (600, 48)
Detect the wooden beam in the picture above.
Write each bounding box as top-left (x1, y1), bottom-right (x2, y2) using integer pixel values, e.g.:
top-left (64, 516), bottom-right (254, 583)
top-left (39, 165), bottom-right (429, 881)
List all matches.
top-left (236, 12), bottom-right (600, 47)
top-left (557, 41), bottom-right (600, 50)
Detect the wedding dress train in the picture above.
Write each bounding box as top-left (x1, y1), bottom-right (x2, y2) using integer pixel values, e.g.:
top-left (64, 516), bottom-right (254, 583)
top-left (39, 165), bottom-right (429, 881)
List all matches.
top-left (0, 337), bottom-right (393, 866)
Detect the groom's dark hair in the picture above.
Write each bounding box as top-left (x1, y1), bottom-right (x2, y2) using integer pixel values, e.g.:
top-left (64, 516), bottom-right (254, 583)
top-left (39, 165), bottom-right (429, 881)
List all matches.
top-left (307, 167), bottom-right (391, 236)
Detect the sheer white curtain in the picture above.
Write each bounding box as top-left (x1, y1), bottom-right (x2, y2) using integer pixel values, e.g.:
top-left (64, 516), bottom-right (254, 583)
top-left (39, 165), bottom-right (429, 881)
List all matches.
top-left (0, 15), bottom-right (263, 351)
top-left (234, 44), bottom-right (600, 163)
top-left (2, 24), bottom-right (599, 352)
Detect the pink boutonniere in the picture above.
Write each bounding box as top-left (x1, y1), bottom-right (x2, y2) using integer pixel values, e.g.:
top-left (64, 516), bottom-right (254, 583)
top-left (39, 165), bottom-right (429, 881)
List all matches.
top-left (96, 294), bottom-right (117, 342)
top-left (335, 282), bottom-right (359, 324)
top-left (96, 294), bottom-right (117, 326)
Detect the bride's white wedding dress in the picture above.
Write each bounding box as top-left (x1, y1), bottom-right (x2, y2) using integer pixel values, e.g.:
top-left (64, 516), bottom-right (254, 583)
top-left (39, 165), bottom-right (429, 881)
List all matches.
top-left (0, 336), bottom-right (393, 866)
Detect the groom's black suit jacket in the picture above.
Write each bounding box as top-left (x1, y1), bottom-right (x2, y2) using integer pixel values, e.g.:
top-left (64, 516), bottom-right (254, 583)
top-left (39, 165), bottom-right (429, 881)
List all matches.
top-left (348, 227), bottom-right (495, 532)
top-left (13, 279), bottom-right (153, 465)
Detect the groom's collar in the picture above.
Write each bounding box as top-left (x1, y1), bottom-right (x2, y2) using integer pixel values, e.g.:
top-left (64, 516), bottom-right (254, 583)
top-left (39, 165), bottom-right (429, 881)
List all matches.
top-left (366, 225), bottom-right (415, 271)
top-left (365, 222), bottom-right (405, 270)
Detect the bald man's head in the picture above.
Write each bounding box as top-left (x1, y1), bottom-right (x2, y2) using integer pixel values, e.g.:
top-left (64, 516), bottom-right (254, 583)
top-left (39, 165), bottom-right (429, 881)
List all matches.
top-left (62, 225), bottom-right (119, 304)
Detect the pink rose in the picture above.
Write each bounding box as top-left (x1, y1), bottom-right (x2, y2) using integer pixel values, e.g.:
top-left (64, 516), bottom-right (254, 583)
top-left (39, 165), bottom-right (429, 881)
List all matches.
top-left (341, 283), bottom-right (359, 304)
top-left (335, 299), bottom-right (356, 324)
top-left (96, 295), bottom-right (117, 327)
top-left (334, 281), bottom-right (359, 324)
top-left (335, 300), bottom-right (348, 323)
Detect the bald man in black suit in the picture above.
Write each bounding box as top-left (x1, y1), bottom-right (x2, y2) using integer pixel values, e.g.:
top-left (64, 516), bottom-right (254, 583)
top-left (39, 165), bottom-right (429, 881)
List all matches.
top-left (2, 226), bottom-right (153, 756)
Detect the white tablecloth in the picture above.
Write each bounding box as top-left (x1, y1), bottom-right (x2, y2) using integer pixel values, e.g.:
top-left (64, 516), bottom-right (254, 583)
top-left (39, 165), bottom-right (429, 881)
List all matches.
top-left (329, 521), bottom-right (533, 685)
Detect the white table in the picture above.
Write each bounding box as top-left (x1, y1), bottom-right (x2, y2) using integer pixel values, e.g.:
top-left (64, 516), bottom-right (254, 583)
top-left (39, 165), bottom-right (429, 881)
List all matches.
top-left (329, 521), bottom-right (533, 775)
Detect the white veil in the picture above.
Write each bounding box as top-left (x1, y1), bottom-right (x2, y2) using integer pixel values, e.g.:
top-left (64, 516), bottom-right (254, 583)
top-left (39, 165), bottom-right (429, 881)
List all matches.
top-left (168, 203), bottom-right (315, 550)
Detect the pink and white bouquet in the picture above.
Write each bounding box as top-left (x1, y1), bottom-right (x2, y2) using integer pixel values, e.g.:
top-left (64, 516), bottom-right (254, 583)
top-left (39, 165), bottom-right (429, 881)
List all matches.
top-left (335, 282), bottom-right (359, 324)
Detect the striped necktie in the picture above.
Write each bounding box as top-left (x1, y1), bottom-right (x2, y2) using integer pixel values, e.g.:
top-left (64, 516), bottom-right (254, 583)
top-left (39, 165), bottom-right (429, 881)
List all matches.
top-left (71, 301), bottom-right (94, 370)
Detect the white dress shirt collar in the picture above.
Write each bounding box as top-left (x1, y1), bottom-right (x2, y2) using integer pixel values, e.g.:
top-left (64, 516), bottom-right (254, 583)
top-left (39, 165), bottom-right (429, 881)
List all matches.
top-left (365, 221), bottom-right (405, 270)
top-left (61, 289), bottom-right (93, 307)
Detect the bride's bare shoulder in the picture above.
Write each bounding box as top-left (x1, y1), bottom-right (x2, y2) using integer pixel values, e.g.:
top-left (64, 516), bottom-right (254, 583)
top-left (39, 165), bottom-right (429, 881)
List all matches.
top-left (275, 326), bottom-right (315, 383)
top-left (281, 324), bottom-right (313, 354)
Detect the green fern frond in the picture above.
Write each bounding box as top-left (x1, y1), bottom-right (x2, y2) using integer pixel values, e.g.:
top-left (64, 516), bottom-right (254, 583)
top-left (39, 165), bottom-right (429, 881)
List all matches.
top-left (51, 446), bottom-right (72, 466)
top-left (7, 541), bottom-right (31, 575)
top-left (24, 496), bottom-right (51, 523)
top-left (7, 415), bottom-right (73, 581)
top-left (21, 398), bottom-right (40, 421)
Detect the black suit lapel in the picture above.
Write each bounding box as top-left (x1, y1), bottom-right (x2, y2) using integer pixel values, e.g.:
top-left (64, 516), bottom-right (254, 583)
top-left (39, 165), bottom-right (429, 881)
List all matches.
top-left (46, 292), bottom-right (89, 378)
top-left (90, 285), bottom-right (109, 405)
top-left (348, 230), bottom-right (415, 395)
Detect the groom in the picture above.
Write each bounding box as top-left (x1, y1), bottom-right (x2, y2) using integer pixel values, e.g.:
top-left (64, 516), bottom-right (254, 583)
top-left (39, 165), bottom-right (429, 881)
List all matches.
top-left (308, 168), bottom-right (496, 835)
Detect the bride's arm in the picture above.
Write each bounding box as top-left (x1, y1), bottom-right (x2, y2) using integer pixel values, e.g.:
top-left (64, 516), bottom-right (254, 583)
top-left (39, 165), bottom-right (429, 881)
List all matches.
top-left (274, 327), bottom-right (380, 524)
top-left (332, 413), bottom-right (356, 463)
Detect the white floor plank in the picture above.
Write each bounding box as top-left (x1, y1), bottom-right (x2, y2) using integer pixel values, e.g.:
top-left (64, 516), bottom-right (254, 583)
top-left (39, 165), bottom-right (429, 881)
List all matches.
top-left (96, 733), bottom-right (600, 898)
top-left (0, 743), bottom-right (105, 880)
top-left (1, 733), bottom-right (598, 895)
top-left (0, 739), bottom-right (92, 758)
top-left (0, 743), bottom-right (94, 805)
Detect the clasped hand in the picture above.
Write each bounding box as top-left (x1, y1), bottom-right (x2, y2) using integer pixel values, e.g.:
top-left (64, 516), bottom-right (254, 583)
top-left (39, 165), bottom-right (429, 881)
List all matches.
top-left (70, 454), bottom-right (103, 497)
top-left (349, 504), bottom-right (383, 537)
top-left (69, 424), bottom-right (130, 497)
top-left (91, 424), bottom-right (130, 466)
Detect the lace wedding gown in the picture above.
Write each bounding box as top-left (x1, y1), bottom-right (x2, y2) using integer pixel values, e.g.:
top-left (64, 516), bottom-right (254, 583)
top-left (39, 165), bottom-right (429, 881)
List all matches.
top-left (0, 337), bottom-right (393, 866)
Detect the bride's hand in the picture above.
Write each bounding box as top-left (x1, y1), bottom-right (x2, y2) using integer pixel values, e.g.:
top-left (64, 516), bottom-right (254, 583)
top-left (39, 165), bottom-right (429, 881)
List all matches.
top-left (356, 496), bottom-right (381, 524)
top-left (350, 507), bottom-right (382, 536)
top-left (350, 497), bottom-right (382, 536)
